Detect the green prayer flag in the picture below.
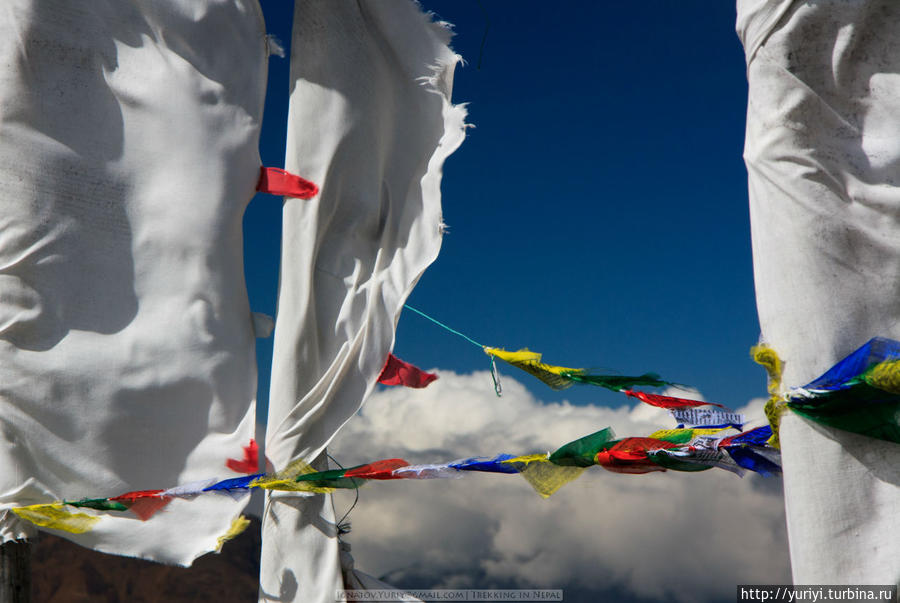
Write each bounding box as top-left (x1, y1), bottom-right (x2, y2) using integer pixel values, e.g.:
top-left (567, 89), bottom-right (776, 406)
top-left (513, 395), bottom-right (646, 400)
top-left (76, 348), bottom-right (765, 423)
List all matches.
top-left (65, 498), bottom-right (129, 512)
top-left (294, 467), bottom-right (364, 489)
top-left (788, 383), bottom-right (900, 444)
top-left (548, 427), bottom-right (615, 467)
top-left (646, 451), bottom-right (713, 472)
top-left (562, 372), bottom-right (671, 392)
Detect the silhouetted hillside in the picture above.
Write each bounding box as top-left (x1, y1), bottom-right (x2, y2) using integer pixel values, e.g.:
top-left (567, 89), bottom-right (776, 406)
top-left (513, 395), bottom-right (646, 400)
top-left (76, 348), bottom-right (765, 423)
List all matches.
top-left (31, 516), bottom-right (261, 603)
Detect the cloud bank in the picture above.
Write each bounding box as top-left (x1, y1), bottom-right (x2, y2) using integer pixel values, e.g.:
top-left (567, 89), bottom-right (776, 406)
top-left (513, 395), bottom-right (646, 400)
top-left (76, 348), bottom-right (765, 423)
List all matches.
top-left (329, 371), bottom-right (790, 603)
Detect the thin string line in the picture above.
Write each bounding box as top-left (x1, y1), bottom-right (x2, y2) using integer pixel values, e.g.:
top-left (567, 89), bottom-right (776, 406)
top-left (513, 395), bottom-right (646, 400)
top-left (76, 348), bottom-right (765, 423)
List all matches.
top-left (403, 304), bottom-right (486, 349)
top-left (490, 355), bottom-right (502, 397)
top-left (402, 305), bottom-right (501, 396)
top-left (327, 452), bottom-right (358, 535)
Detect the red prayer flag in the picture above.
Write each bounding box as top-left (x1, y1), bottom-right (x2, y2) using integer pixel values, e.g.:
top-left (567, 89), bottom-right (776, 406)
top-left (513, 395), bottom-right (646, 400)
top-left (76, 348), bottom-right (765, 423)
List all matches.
top-left (623, 389), bottom-right (726, 409)
top-left (377, 354), bottom-right (437, 388)
top-left (110, 489), bottom-right (171, 520)
top-left (226, 439), bottom-right (260, 474)
top-left (110, 489), bottom-right (165, 503)
top-left (344, 458), bottom-right (410, 480)
top-left (126, 497), bottom-right (172, 521)
top-left (595, 437), bottom-right (677, 474)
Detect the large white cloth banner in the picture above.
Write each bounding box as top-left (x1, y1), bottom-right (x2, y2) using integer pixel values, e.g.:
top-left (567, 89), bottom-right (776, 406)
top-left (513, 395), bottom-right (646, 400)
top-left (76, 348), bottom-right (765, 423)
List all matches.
top-left (739, 0), bottom-right (900, 584)
top-left (0, 0), bottom-right (266, 564)
top-left (261, 1), bottom-right (466, 601)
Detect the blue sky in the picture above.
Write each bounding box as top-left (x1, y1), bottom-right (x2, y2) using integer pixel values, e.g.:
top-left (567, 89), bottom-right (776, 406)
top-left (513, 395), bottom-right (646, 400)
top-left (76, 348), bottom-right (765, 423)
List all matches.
top-left (245, 3), bottom-right (787, 601)
top-left (247, 1), bottom-right (760, 413)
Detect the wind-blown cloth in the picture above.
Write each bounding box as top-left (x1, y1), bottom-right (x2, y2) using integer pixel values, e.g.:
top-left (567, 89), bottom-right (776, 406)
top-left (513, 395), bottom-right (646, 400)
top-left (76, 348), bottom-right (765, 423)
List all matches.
top-left (260, 1), bottom-right (466, 601)
top-left (0, 1), bottom-right (267, 564)
top-left (738, 0), bottom-right (900, 584)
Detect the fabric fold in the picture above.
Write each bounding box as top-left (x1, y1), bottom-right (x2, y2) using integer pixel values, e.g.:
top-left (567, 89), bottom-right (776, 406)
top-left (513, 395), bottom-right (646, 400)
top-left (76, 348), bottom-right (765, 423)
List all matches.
top-left (738, 0), bottom-right (900, 584)
top-left (260, 1), bottom-right (466, 600)
top-left (0, 0), bottom-right (266, 565)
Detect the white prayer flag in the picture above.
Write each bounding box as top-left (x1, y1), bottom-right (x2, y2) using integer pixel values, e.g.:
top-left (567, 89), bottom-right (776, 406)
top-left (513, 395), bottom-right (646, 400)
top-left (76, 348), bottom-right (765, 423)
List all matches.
top-left (670, 408), bottom-right (745, 428)
top-left (0, 0), bottom-right (266, 564)
top-left (738, 0), bottom-right (900, 584)
top-left (260, 1), bottom-right (466, 600)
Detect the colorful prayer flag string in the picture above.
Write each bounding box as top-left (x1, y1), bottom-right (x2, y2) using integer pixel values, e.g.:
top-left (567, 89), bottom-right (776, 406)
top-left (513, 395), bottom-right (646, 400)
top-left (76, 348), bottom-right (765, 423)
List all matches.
top-left (15, 312), bottom-right (900, 540)
top-left (399, 307), bottom-right (900, 451)
top-left (9, 418), bottom-right (780, 535)
top-left (401, 305), bottom-right (671, 395)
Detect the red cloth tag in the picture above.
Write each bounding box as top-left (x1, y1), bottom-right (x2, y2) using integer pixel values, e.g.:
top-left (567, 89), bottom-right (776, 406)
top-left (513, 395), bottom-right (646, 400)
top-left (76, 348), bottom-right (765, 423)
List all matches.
top-left (377, 354), bottom-right (437, 388)
top-left (256, 167), bottom-right (319, 199)
top-left (226, 439), bottom-right (260, 474)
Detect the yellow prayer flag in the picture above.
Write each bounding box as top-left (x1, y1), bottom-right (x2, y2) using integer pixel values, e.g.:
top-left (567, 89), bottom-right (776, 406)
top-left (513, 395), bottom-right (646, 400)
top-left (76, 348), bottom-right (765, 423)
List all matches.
top-left (752, 344), bottom-right (787, 448)
top-left (252, 457), bottom-right (334, 491)
top-left (497, 454), bottom-right (584, 497)
top-left (274, 457), bottom-right (317, 480)
top-left (500, 453), bottom-right (550, 466)
top-left (519, 462), bottom-right (585, 498)
top-left (12, 503), bottom-right (100, 534)
top-left (251, 477), bottom-right (336, 494)
top-left (649, 427), bottom-right (730, 441)
top-left (485, 347), bottom-right (581, 390)
top-left (216, 515), bottom-right (251, 552)
top-left (865, 360), bottom-right (900, 394)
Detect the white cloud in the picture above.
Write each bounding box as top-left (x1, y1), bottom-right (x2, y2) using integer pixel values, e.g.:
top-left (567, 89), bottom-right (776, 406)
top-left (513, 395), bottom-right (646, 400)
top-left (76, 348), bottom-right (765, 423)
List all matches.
top-left (330, 371), bottom-right (789, 603)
